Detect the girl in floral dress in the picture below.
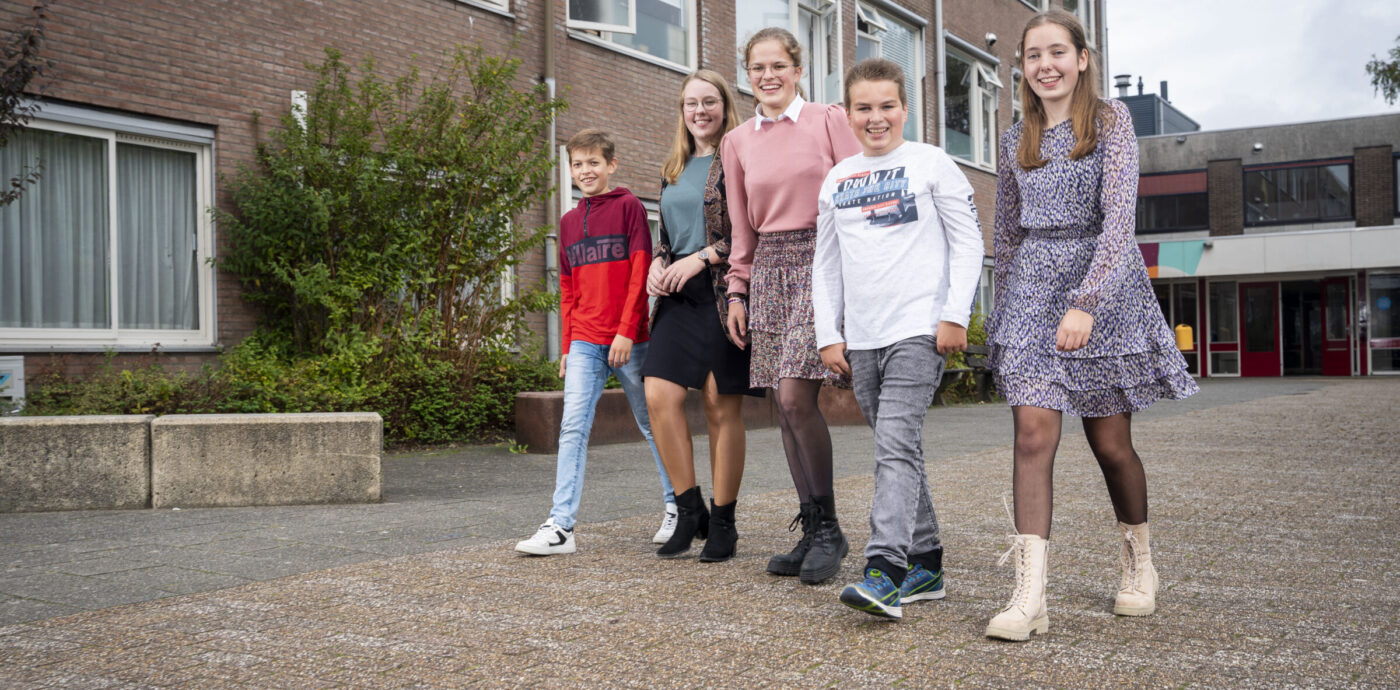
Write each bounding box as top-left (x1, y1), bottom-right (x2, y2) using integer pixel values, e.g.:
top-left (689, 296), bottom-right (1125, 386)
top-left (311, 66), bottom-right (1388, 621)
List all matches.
top-left (984, 10), bottom-right (1198, 642)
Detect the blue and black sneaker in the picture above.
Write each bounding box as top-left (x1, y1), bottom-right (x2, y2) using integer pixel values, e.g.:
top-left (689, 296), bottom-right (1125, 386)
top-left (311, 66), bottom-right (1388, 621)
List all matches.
top-left (839, 567), bottom-right (903, 619)
top-left (899, 563), bottom-right (946, 603)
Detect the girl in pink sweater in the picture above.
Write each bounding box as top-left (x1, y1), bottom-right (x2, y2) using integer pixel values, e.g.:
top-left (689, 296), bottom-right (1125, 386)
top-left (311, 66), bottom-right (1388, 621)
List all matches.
top-left (722, 27), bottom-right (862, 585)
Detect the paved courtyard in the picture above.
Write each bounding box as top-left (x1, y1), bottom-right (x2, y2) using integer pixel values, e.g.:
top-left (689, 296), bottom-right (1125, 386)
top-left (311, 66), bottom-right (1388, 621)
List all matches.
top-left (1, 377), bottom-right (1396, 687)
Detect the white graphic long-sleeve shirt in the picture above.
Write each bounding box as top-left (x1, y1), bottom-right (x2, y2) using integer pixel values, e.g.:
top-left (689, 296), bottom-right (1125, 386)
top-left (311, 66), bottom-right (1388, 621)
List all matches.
top-left (814, 141), bottom-right (985, 351)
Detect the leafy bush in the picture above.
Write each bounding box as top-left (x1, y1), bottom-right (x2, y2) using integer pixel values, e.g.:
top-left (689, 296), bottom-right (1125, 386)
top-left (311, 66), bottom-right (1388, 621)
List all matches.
top-left (22, 42), bottom-right (571, 446)
top-left (939, 310), bottom-right (997, 404)
top-left (21, 340), bottom-right (561, 446)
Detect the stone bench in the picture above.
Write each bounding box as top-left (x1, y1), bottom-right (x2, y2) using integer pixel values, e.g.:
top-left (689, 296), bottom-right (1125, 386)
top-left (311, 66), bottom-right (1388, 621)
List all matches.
top-left (151, 413), bottom-right (382, 509)
top-left (0, 415), bottom-right (154, 512)
top-left (0, 412), bottom-right (382, 512)
top-left (515, 387), bottom-right (867, 454)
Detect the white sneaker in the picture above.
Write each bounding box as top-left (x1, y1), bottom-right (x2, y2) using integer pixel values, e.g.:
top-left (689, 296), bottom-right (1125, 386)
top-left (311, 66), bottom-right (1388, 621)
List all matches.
top-left (652, 503), bottom-right (679, 544)
top-left (515, 518), bottom-right (576, 555)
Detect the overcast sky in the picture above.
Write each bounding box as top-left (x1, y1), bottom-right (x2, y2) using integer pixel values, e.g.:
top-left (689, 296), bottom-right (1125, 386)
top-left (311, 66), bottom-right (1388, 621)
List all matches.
top-left (1105, 0), bottom-right (1400, 131)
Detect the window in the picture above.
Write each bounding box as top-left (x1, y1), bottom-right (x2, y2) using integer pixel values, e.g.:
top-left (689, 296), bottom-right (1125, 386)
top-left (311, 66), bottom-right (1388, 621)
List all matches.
top-left (1393, 154), bottom-right (1398, 216)
top-left (1155, 281), bottom-right (1200, 375)
top-left (1243, 161), bottom-right (1352, 226)
top-left (568, 0), bottom-right (635, 33)
top-left (1019, 0), bottom-right (1049, 10)
top-left (945, 47), bottom-right (1000, 168)
top-left (570, 0), bottom-right (695, 69)
top-left (1062, 0), bottom-right (1095, 44)
top-left (1208, 281), bottom-right (1239, 376)
top-left (855, 2), bottom-right (924, 142)
top-left (1138, 194), bottom-right (1208, 233)
top-left (1011, 70), bottom-right (1023, 124)
top-left (0, 114), bottom-right (214, 348)
top-left (1369, 272), bottom-right (1400, 373)
top-left (737, 0), bottom-right (842, 104)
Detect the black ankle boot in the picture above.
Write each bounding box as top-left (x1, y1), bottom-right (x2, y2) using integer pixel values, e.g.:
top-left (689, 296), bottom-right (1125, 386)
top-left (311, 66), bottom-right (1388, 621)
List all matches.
top-left (657, 486), bottom-right (709, 558)
top-left (698, 499), bottom-right (737, 562)
top-left (766, 501), bottom-right (816, 576)
top-left (799, 494), bottom-right (848, 584)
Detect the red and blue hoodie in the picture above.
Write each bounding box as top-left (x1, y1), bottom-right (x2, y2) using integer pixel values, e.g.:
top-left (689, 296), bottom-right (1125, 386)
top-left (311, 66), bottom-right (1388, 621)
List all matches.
top-left (559, 187), bottom-right (651, 354)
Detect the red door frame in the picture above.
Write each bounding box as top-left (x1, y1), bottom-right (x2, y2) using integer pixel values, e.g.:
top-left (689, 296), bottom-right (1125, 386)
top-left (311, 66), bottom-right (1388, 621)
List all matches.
top-left (1239, 281), bottom-right (1281, 377)
top-left (1320, 277), bottom-right (1352, 376)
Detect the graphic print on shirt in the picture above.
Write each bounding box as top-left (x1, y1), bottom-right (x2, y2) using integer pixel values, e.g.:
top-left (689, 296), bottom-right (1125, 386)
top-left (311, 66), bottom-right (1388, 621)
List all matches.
top-left (565, 234), bottom-right (629, 270)
top-left (832, 166), bottom-right (919, 228)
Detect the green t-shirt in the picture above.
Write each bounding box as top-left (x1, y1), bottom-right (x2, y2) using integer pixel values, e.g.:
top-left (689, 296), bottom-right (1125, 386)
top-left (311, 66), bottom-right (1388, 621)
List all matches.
top-left (658, 154), bottom-right (712, 256)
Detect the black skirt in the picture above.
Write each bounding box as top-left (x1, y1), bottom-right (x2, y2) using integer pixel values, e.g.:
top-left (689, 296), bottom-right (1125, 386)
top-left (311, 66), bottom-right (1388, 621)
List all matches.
top-left (641, 263), bottom-right (763, 397)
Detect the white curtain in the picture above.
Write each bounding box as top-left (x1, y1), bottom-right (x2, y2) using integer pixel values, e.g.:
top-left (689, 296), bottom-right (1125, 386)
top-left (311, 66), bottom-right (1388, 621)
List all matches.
top-left (118, 143), bottom-right (198, 330)
top-left (0, 129), bottom-right (199, 332)
top-left (0, 129), bottom-right (110, 329)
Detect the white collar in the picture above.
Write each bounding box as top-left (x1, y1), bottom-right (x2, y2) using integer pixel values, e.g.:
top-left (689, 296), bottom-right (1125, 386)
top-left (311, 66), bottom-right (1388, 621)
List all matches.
top-left (754, 94), bottom-right (807, 130)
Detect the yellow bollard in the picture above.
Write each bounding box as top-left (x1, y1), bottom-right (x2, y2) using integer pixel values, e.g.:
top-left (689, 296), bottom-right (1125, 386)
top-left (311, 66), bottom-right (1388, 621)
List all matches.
top-left (1174, 323), bottom-right (1194, 351)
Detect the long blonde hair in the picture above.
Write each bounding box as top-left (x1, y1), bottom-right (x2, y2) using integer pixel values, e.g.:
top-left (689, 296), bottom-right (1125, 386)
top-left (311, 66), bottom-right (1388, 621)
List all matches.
top-left (662, 69), bottom-right (741, 184)
top-left (1015, 9), bottom-right (1112, 171)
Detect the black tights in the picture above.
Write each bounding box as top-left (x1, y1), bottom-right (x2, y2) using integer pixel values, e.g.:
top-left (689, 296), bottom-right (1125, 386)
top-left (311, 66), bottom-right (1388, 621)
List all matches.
top-left (1011, 406), bottom-right (1148, 538)
top-left (775, 378), bottom-right (834, 501)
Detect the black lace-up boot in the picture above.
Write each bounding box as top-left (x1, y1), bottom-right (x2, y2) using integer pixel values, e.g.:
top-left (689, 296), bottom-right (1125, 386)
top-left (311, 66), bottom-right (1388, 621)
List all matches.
top-left (800, 494), bottom-right (848, 584)
top-left (766, 501), bottom-right (816, 576)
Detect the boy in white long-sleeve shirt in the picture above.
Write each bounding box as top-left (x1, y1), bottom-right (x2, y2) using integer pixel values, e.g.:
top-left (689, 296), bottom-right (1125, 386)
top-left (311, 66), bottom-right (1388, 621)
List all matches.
top-left (813, 59), bottom-right (985, 620)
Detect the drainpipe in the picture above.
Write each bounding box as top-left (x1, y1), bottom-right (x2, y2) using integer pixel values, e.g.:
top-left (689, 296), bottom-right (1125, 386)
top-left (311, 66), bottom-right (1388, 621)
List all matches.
top-left (934, 0), bottom-right (945, 147)
top-left (544, 0), bottom-right (561, 362)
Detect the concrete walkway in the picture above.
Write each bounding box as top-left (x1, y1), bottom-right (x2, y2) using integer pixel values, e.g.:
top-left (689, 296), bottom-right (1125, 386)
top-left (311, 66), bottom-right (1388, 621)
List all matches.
top-left (1, 378), bottom-right (1395, 687)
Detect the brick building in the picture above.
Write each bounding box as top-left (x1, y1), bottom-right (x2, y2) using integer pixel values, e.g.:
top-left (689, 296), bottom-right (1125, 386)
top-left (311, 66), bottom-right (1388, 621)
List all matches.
top-left (0, 0), bottom-right (1105, 393)
top-left (1134, 112), bottom-right (1400, 377)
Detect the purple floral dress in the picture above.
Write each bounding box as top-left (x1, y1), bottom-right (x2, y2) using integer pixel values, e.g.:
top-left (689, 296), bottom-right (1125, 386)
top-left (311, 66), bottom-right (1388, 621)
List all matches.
top-left (988, 99), bottom-right (1198, 417)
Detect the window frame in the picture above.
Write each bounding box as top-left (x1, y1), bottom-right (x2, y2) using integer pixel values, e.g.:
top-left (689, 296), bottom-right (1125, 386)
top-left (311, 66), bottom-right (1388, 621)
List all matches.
top-left (1393, 153), bottom-right (1399, 217)
top-left (854, 1), bottom-right (926, 143)
top-left (1242, 158), bottom-right (1355, 228)
top-left (568, 0), bottom-right (697, 72)
top-left (454, 0), bottom-right (512, 15)
top-left (0, 117), bottom-right (216, 350)
top-left (1063, 0), bottom-right (1096, 45)
top-left (1010, 69), bottom-right (1023, 125)
top-left (1136, 192), bottom-right (1210, 234)
top-left (566, 0), bottom-right (637, 34)
top-left (1018, 0), bottom-right (1049, 11)
top-left (943, 43), bottom-right (1000, 171)
top-left (736, 0), bottom-right (844, 105)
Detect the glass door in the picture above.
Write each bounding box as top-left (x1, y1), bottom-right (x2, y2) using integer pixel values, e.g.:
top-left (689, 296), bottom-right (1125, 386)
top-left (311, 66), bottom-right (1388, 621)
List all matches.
top-left (1320, 277), bottom-right (1352, 376)
top-left (1239, 282), bottom-right (1281, 377)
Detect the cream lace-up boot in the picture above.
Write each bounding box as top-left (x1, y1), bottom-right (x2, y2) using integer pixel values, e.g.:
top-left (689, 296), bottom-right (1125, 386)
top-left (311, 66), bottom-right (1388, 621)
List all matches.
top-left (1114, 521), bottom-right (1158, 616)
top-left (985, 534), bottom-right (1050, 641)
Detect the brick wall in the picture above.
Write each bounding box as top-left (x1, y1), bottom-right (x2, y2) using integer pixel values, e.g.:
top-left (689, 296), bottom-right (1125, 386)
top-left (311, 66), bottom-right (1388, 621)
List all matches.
top-left (3, 0), bottom-right (1098, 379)
top-left (1353, 145), bottom-right (1395, 228)
top-left (1207, 158), bottom-right (1244, 236)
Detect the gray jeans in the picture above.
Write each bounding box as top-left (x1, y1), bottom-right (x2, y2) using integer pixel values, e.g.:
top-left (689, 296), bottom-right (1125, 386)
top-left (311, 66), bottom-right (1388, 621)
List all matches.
top-left (848, 335), bottom-right (945, 570)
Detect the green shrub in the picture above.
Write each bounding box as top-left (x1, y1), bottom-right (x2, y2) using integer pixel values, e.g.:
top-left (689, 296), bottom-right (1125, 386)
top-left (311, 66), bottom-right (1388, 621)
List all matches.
top-left (938, 310), bottom-right (997, 404)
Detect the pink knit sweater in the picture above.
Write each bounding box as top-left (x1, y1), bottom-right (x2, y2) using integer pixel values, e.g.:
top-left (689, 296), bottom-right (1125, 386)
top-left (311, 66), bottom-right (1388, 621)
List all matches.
top-left (721, 101), bottom-right (862, 295)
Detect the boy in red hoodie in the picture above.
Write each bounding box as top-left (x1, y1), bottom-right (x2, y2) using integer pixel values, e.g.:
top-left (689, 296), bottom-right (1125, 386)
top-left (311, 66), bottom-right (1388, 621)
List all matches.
top-left (516, 129), bottom-right (677, 555)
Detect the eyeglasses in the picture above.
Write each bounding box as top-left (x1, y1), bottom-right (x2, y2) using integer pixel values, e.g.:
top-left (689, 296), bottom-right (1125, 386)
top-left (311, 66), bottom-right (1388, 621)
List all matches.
top-left (682, 98), bottom-right (722, 112)
top-left (745, 62), bottom-right (793, 77)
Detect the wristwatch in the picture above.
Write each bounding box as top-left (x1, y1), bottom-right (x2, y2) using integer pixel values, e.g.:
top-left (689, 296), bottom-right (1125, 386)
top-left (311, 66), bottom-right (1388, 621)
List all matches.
top-left (698, 248), bottom-right (709, 265)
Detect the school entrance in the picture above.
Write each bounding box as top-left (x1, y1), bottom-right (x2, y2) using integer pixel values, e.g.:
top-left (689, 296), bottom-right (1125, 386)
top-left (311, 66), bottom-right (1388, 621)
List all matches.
top-left (1154, 274), bottom-right (1377, 377)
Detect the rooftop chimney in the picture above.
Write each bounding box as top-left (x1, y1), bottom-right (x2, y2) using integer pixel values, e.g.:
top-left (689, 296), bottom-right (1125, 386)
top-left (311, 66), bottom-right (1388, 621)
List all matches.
top-left (1137, 76), bottom-right (1144, 96)
top-left (1113, 74), bottom-right (1131, 98)
top-left (1160, 81), bottom-right (1170, 103)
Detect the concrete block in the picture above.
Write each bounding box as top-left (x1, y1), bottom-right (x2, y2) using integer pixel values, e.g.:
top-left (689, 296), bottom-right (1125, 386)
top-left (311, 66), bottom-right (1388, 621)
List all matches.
top-left (151, 413), bottom-right (382, 508)
top-left (515, 387), bottom-right (867, 454)
top-left (0, 415), bottom-right (153, 512)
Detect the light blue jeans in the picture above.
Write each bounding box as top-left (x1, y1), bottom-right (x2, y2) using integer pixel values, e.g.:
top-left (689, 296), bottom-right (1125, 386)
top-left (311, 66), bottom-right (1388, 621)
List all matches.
top-left (550, 340), bottom-right (674, 530)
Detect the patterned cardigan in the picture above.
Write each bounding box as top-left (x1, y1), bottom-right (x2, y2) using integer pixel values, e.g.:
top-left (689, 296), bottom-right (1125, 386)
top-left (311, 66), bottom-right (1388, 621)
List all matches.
top-left (651, 150), bottom-right (735, 331)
